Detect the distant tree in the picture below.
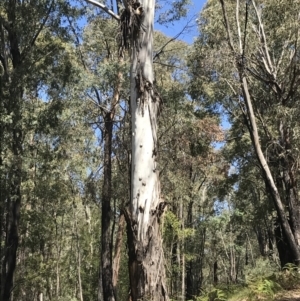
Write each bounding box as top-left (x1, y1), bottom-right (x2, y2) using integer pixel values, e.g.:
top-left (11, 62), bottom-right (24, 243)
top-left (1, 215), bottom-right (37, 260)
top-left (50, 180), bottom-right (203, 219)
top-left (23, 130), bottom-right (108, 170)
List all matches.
top-left (0, 1), bottom-right (88, 299)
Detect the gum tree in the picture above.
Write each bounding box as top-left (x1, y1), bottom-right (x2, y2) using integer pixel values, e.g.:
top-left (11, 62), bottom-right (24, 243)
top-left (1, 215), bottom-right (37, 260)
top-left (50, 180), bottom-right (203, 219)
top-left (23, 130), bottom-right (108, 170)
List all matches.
top-left (189, 0), bottom-right (300, 266)
top-left (124, 0), bottom-right (168, 300)
top-left (85, 0), bottom-right (168, 300)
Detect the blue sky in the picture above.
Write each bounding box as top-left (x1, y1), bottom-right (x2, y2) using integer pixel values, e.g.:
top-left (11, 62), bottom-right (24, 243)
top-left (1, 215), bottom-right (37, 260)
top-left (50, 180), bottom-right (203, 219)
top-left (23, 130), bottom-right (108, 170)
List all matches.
top-left (156, 0), bottom-right (207, 44)
top-left (155, 0), bottom-right (230, 132)
top-left (93, 0), bottom-right (207, 44)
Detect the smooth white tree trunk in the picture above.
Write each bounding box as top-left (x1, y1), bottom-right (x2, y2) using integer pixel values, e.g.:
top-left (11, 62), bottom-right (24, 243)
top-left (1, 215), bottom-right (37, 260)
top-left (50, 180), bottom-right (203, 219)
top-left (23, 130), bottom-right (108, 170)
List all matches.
top-left (130, 0), bottom-right (158, 241)
top-left (127, 0), bottom-right (168, 300)
top-left (84, 0), bottom-right (168, 298)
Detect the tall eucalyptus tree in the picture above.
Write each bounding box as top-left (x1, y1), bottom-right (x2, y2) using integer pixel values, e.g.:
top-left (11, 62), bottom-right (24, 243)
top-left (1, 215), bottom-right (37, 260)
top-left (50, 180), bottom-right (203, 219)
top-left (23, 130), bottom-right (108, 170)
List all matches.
top-left (218, 0), bottom-right (300, 266)
top-left (84, 0), bottom-right (180, 299)
top-left (125, 0), bottom-right (169, 299)
top-left (189, 0), bottom-right (300, 266)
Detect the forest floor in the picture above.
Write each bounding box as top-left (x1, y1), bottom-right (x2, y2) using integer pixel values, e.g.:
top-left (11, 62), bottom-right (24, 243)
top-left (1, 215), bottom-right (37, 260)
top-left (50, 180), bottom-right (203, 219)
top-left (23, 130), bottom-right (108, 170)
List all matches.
top-left (275, 289), bottom-right (300, 301)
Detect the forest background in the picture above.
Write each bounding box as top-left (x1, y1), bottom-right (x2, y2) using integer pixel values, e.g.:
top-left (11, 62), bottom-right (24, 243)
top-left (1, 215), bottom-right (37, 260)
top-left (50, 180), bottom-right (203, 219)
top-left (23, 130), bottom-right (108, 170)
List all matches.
top-left (1, 0), bottom-right (300, 300)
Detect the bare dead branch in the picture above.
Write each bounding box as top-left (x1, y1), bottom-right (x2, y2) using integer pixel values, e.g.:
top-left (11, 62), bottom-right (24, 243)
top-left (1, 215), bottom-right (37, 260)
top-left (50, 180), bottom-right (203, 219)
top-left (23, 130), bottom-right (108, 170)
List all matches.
top-left (219, 0), bottom-right (235, 53)
top-left (86, 0), bottom-right (120, 21)
top-left (251, 0), bottom-right (274, 76)
top-left (242, 0), bottom-right (248, 57)
top-left (236, 0), bottom-right (243, 54)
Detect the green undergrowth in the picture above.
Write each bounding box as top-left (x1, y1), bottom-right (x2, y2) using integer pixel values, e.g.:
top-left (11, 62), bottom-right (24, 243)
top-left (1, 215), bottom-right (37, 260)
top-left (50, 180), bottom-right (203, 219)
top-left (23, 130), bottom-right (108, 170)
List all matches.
top-left (191, 262), bottom-right (300, 301)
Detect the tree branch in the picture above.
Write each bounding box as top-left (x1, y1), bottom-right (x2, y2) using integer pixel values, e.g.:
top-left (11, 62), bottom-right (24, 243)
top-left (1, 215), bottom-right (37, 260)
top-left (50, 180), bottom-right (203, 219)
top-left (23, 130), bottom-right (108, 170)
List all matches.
top-left (66, 15), bottom-right (87, 69)
top-left (21, 0), bottom-right (55, 60)
top-left (251, 0), bottom-right (274, 75)
top-left (153, 18), bottom-right (193, 61)
top-left (0, 16), bottom-right (11, 34)
top-left (86, 0), bottom-right (120, 21)
top-left (236, 0), bottom-right (243, 54)
top-left (0, 21), bottom-right (8, 74)
top-left (219, 0), bottom-right (235, 53)
top-left (0, 54), bottom-right (6, 72)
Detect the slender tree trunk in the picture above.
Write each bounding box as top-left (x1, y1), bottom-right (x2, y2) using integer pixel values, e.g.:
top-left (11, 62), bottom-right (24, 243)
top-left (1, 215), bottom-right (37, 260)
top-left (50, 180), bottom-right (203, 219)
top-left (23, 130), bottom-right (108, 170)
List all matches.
top-left (213, 261), bottom-right (218, 285)
top-left (100, 32), bottom-right (123, 300)
top-left (241, 76), bottom-right (300, 264)
top-left (279, 120), bottom-right (300, 246)
top-left (197, 228), bottom-right (205, 292)
top-left (101, 111), bottom-right (115, 301)
top-left (186, 198), bottom-right (195, 299)
top-left (246, 233), bottom-right (255, 266)
top-left (283, 167), bottom-right (300, 245)
top-left (180, 200), bottom-right (185, 301)
top-left (255, 226), bottom-right (268, 257)
top-left (220, 0), bottom-right (300, 266)
top-left (0, 71), bottom-right (5, 297)
top-left (113, 213), bottom-right (125, 292)
top-left (98, 268), bottom-right (104, 301)
top-left (74, 209), bottom-right (84, 301)
top-left (1, 21), bottom-right (23, 301)
top-left (0, 154), bottom-right (6, 298)
top-left (56, 258), bottom-right (60, 298)
top-left (124, 0), bottom-right (168, 300)
top-left (100, 13), bottom-right (123, 297)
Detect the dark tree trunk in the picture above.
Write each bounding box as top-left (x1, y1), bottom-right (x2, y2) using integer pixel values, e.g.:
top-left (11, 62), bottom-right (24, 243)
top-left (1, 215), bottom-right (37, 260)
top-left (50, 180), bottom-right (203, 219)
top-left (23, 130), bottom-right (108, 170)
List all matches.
top-left (186, 197), bottom-right (200, 299)
top-left (278, 119), bottom-right (300, 250)
top-left (186, 262), bottom-right (194, 300)
top-left (98, 13), bottom-right (122, 296)
top-left (98, 267), bottom-right (104, 301)
top-left (125, 209), bottom-right (168, 301)
top-left (255, 226), bottom-right (267, 257)
top-left (0, 9), bottom-right (23, 300)
top-left (213, 261), bottom-right (218, 285)
top-left (101, 112), bottom-right (115, 301)
top-left (0, 91), bottom-right (6, 299)
top-left (197, 229), bottom-right (205, 292)
top-left (274, 219), bottom-right (293, 267)
top-left (281, 159), bottom-right (300, 247)
top-left (113, 213), bottom-right (125, 295)
top-left (171, 239), bottom-right (179, 297)
top-left (2, 176), bottom-right (22, 301)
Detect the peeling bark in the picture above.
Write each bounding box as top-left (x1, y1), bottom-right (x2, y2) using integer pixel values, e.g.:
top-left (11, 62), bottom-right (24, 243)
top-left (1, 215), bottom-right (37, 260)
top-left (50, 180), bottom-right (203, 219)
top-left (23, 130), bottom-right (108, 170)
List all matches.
top-left (125, 208), bottom-right (168, 301)
top-left (87, 0), bottom-right (168, 297)
top-left (126, 0), bottom-right (168, 299)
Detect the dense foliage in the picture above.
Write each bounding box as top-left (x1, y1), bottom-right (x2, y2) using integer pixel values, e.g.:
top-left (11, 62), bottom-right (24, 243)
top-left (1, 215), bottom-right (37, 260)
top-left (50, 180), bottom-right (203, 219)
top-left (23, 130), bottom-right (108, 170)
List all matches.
top-left (1, 0), bottom-right (300, 300)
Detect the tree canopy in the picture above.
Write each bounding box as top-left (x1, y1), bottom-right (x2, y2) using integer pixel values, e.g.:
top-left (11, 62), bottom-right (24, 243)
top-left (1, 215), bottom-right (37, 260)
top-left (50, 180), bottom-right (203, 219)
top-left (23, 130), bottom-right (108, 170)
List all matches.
top-left (1, 0), bottom-right (300, 301)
